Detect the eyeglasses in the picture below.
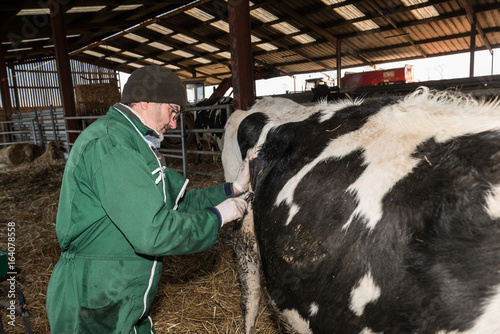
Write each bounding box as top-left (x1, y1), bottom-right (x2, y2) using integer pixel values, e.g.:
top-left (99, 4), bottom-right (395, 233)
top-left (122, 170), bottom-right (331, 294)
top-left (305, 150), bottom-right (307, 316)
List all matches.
top-left (167, 103), bottom-right (181, 121)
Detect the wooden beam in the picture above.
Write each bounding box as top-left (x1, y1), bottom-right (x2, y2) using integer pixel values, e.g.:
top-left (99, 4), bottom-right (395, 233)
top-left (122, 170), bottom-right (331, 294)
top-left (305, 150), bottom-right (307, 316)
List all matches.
top-left (49, 0), bottom-right (78, 146)
top-left (457, 0), bottom-right (493, 54)
top-left (263, 0), bottom-right (374, 67)
top-left (228, 0), bottom-right (255, 110)
top-left (0, 45), bottom-right (13, 122)
top-left (366, 0), bottom-right (427, 58)
top-left (337, 39), bottom-right (342, 88)
top-left (470, 19), bottom-right (476, 78)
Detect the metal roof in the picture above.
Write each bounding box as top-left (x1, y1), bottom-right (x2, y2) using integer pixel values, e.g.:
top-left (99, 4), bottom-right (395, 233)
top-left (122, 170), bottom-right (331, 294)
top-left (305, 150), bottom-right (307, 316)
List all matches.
top-left (2, 0), bottom-right (500, 86)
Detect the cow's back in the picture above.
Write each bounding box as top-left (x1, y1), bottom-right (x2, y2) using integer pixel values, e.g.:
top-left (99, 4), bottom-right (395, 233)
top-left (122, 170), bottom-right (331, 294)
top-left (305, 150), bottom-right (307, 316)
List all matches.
top-left (223, 90), bottom-right (500, 334)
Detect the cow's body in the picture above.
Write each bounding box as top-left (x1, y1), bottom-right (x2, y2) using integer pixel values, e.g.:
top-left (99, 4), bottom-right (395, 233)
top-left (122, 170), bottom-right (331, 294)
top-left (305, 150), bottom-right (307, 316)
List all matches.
top-left (222, 88), bottom-right (500, 334)
top-left (193, 96), bottom-right (234, 162)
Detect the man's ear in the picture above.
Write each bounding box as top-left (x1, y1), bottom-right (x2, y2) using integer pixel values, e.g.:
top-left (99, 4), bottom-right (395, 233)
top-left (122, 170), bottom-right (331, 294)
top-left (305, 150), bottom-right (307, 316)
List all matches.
top-left (138, 101), bottom-right (149, 111)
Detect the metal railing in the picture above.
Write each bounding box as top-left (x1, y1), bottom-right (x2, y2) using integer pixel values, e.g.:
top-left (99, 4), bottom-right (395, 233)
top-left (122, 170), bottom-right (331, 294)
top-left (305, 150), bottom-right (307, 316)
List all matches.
top-left (0, 106), bottom-right (67, 149)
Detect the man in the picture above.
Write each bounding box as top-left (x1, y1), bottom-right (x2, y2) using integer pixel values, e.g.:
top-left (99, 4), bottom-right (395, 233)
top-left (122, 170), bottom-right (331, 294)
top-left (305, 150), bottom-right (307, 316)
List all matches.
top-left (46, 65), bottom-right (250, 333)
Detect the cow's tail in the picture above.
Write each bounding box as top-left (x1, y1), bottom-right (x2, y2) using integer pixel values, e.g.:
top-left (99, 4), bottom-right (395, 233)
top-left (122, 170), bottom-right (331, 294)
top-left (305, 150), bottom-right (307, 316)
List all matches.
top-left (233, 200), bottom-right (261, 334)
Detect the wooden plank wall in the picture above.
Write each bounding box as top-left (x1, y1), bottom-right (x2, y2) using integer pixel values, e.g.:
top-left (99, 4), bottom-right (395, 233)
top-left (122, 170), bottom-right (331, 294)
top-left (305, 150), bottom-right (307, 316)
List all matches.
top-left (1, 57), bottom-right (118, 113)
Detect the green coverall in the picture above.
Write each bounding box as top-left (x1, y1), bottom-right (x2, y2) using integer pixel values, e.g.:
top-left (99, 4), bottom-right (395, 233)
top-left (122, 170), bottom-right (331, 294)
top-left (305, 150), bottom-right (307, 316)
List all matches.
top-left (46, 103), bottom-right (230, 333)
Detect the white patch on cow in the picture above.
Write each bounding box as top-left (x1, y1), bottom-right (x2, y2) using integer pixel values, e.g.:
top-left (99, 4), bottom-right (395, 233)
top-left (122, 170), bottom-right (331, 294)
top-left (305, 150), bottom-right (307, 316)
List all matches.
top-left (274, 88), bottom-right (500, 230)
top-left (359, 328), bottom-right (382, 334)
top-left (459, 283), bottom-right (500, 333)
top-left (239, 207), bottom-right (262, 334)
top-left (485, 184), bottom-right (500, 219)
top-left (281, 309), bottom-right (313, 334)
top-left (349, 271), bottom-right (381, 317)
top-left (309, 302), bottom-right (319, 317)
top-left (222, 109), bottom-right (248, 181)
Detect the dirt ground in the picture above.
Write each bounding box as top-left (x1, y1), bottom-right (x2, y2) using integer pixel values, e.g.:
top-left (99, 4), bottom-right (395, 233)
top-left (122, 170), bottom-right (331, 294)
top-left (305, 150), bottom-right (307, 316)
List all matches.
top-left (0, 156), bottom-right (289, 333)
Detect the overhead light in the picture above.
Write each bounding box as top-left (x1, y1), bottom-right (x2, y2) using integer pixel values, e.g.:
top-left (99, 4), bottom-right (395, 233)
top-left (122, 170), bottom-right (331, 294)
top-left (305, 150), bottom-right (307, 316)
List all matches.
top-left (43, 45), bottom-right (55, 48)
top-left (16, 8), bottom-right (50, 15)
top-left (171, 33), bottom-right (198, 44)
top-left (146, 24), bottom-right (173, 35)
top-left (329, 3), bottom-right (380, 31)
top-left (128, 63), bottom-right (145, 68)
top-left (272, 22), bottom-right (300, 35)
top-left (251, 35), bottom-right (261, 43)
top-left (122, 51), bottom-right (143, 58)
top-left (20, 37), bottom-right (50, 43)
top-left (99, 45), bottom-right (121, 52)
top-left (210, 21), bottom-right (230, 33)
top-left (143, 58), bottom-right (165, 65)
top-left (216, 51), bottom-right (231, 59)
top-left (112, 5), bottom-right (143, 11)
top-left (83, 50), bottom-right (105, 57)
top-left (400, 0), bottom-right (439, 19)
top-left (7, 47), bottom-right (33, 52)
top-left (196, 43), bottom-right (219, 52)
top-left (66, 34), bottom-right (81, 38)
top-left (184, 8), bottom-right (215, 22)
top-left (410, 6), bottom-right (439, 19)
top-left (257, 43), bottom-right (278, 51)
top-left (250, 8), bottom-right (278, 23)
top-left (193, 57), bottom-right (211, 64)
top-left (333, 4), bottom-right (365, 20)
top-left (105, 56), bottom-right (127, 63)
top-left (320, 0), bottom-right (345, 5)
top-left (352, 20), bottom-right (379, 31)
top-left (293, 34), bottom-right (316, 44)
top-left (164, 64), bottom-right (180, 70)
top-left (67, 6), bottom-right (106, 13)
top-left (123, 33), bottom-right (149, 43)
top-left (148, 42), bottom-right (172, 51)
top-left (172, 50), bottom-right (194, 58)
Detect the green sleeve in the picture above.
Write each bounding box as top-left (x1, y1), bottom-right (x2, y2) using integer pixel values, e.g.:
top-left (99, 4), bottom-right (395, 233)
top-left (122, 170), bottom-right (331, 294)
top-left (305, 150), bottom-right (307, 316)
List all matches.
top-left (177, 182), bottom-right (228, 213)
top-left (94, 145), bottom-right (219, 256)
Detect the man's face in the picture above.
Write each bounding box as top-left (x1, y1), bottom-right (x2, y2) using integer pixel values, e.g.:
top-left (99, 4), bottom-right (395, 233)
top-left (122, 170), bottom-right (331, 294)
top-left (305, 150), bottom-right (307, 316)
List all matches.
top-left (147, 102), bottom-right (180, 133)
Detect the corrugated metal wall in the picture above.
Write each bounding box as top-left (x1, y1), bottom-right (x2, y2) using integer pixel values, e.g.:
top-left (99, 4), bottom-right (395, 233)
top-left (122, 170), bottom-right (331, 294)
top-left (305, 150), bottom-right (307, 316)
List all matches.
top-left (1, 57), bottom-right (119, 113)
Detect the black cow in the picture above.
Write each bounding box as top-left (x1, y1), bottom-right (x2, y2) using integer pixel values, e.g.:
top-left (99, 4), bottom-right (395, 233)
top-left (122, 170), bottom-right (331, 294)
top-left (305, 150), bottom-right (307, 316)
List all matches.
top-left (222, 88), bottom-right (500, 334)
top-left (192, 96), bottom-right (234, 163)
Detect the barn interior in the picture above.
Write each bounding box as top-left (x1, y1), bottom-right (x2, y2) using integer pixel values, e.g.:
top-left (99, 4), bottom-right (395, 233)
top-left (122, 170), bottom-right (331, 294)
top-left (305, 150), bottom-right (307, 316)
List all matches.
top-left (0, 0), bottom-right (500, 332)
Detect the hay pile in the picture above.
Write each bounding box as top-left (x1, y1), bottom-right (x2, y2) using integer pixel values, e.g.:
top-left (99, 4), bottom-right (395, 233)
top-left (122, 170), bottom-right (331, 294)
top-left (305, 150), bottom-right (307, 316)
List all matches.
top-left (0, 158), bottom-right (289, 333)
top-left (75, 82), bottom-right (120, 117)
top-left (0, 143), bottom-right (43, 165)
top-left (0, 142), bottom-right (65, 166)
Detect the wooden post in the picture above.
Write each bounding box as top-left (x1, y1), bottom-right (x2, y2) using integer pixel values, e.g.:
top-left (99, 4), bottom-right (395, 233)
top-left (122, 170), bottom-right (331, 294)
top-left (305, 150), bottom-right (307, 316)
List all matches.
top-left (0, 45), bottom-right (13, 122)
top-left (228, 0), bottom-right (255, 110)
top-left (470, 19), bottom-right (476, 78)
top-left (49, 0), bottom-right (79, 147)
top-left (336, 39), bottom-right (342, 89)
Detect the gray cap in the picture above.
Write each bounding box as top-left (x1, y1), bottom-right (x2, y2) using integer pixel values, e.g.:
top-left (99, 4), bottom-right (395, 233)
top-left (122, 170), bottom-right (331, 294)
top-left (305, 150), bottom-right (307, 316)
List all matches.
top-left (120, 65), bottom-right (187, 110)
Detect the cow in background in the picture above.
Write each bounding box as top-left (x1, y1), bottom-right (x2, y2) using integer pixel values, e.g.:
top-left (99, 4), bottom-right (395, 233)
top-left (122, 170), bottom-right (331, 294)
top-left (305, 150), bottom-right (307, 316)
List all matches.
top-left (192, 96), bottom-right (235, 163)
top-left (222, 88), bottom-right (500, 334)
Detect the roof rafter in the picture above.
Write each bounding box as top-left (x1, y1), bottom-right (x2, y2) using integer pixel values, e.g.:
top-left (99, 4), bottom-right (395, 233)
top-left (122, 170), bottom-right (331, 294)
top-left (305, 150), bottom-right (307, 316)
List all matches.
top-left (259, 0), bottom-right (375, 68)
top-left (456, 0), bottom-right (493, 54)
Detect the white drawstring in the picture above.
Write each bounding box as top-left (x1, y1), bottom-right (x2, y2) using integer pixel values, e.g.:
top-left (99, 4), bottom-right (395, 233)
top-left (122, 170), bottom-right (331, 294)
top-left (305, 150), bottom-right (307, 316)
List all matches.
top-left (151, 166), bottom-right (166, 185)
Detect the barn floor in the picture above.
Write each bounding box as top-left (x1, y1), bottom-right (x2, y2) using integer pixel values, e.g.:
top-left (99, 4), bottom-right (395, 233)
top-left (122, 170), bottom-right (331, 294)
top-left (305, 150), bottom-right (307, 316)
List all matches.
top-left (0, 157), bottom-right (290, 333)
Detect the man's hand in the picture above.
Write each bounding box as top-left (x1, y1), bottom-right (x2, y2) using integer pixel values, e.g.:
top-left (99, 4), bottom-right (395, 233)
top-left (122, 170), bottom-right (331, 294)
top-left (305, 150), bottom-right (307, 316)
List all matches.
top-left (215, 197), bottom-right (248, 225)
top-left (233, 158), bottom-right (250, 195)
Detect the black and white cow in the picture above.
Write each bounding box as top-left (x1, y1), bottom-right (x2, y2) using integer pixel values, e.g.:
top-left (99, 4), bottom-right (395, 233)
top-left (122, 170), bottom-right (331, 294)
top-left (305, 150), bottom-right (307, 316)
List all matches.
top-left (222, 87), bottom-right (500, 334)
top-left (193, 96), bottom-right (235, 162)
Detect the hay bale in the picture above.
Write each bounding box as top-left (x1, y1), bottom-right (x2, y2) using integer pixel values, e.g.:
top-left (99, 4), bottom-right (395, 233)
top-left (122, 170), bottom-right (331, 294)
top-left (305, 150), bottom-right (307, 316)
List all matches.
top-left (33, 141), bottom-right (66, 165)
top-left (75, 82), bottom-right (120, 116)
top-left (0, 143), bottom-right (43, 165)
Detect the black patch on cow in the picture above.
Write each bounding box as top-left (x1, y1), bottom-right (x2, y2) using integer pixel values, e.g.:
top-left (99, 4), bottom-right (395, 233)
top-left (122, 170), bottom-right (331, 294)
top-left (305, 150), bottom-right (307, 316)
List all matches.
top-left (240, 97), bottom-right (500, 333)
top-left (237, 112), bottom-right (269, 159)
